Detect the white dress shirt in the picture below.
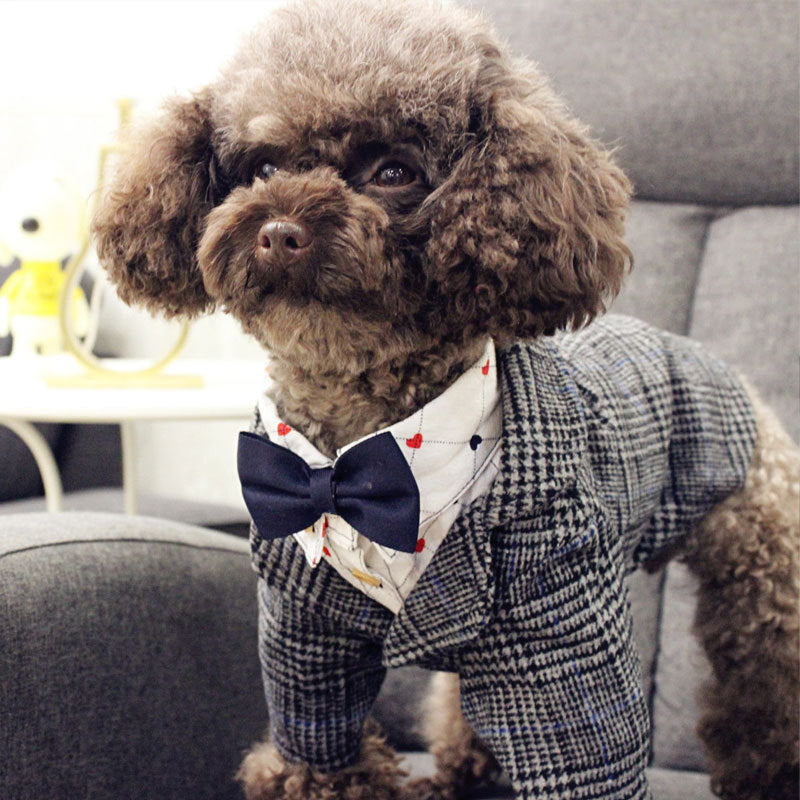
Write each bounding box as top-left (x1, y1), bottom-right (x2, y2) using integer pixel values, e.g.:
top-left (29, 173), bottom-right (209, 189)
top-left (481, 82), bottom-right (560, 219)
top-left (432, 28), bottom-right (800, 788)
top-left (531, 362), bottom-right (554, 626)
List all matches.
top-left (256, 339), bottom-right (503, 612)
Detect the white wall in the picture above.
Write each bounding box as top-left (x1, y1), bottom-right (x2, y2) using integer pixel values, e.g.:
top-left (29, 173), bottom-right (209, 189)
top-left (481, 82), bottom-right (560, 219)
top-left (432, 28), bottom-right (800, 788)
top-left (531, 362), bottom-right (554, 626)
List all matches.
top-left (1, 0), bottom-right (285, 507)
top-left (0, 1), bottom-right (285, 191)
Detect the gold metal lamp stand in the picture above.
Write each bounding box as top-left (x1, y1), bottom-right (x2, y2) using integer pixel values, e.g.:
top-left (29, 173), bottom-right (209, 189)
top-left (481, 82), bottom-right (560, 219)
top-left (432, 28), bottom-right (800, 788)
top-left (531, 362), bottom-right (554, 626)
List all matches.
top-left (51, 99), bottom-right (202, 389)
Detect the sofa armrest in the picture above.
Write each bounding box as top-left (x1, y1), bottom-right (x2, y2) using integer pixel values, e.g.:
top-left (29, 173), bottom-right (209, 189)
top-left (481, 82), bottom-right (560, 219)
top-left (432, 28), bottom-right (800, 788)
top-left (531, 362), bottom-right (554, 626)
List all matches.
top-left (0, 512), bottom-right (264, 800)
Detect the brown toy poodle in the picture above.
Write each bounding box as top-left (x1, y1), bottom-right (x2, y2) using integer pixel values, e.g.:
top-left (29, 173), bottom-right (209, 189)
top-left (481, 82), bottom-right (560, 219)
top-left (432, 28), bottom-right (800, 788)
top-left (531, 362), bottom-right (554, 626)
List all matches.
top-left (92, 1), bottom-right (799, 798)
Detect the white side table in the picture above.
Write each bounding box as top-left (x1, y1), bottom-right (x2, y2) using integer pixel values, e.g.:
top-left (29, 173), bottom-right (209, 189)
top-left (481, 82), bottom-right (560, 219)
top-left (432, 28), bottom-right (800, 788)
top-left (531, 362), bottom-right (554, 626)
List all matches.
top-left (0, 355), bottom-right (264, 514)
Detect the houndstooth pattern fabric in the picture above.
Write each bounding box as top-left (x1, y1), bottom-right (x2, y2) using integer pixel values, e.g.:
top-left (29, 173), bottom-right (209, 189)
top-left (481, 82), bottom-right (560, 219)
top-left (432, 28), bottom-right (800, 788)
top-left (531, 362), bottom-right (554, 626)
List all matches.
top-left (249, 315), bottom-right (757, 798)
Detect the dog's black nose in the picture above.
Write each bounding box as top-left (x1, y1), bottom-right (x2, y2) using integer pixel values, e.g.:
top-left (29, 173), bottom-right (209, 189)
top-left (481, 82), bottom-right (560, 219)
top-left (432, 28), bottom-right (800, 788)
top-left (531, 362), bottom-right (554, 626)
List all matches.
top-left (257, 218), bottom-right (312, 263)
top-left (21, 217), bottom-right (40, 232)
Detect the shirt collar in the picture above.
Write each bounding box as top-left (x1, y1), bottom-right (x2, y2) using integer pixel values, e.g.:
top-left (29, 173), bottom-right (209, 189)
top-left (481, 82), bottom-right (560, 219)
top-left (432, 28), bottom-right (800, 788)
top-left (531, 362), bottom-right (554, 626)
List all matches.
top-left (257, 338), bottom-right (502, 535)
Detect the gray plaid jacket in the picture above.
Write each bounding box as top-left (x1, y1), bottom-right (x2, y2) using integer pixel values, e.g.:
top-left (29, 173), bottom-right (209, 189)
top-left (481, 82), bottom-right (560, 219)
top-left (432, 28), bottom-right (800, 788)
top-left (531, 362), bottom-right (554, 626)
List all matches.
top-left (249, 315), bottom-right (757, 799)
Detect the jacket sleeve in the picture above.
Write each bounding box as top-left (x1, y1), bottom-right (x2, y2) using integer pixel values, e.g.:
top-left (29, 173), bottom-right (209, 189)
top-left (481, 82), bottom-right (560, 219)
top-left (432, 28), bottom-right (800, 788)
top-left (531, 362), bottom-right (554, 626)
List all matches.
top-left (256, 576), bottom-right (387, 772)
top-left (458, 532), bottom-right (652, 799)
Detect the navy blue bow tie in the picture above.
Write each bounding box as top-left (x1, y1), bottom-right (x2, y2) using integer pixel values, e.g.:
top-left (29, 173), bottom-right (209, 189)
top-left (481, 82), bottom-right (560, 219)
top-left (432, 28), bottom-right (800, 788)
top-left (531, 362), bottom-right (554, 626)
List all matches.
top-left (237, 430), bottom-right (421, 553)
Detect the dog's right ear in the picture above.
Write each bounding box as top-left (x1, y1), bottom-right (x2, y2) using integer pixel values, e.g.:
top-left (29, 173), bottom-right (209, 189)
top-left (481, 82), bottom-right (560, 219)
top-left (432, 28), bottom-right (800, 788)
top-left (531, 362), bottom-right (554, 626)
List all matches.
top-left (424, 42), bottom-right (632, 343)
top-left (92, 90), bottom-right (216, 318)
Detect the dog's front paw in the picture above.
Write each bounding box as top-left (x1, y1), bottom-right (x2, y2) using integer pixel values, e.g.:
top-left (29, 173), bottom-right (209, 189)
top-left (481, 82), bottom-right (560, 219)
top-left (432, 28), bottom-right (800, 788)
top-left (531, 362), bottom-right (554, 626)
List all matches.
top-left (238, 725), bottom-right (408, 800)
top-left (237, 740), bottom-right (293, 800)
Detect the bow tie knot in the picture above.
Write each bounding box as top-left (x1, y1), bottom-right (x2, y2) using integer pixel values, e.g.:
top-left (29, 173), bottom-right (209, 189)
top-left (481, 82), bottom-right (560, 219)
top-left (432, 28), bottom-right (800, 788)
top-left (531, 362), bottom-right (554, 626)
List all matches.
top-left (309, 466), bottom-right (336, 516)
top-left (238, 430), bottom-right (421, 553)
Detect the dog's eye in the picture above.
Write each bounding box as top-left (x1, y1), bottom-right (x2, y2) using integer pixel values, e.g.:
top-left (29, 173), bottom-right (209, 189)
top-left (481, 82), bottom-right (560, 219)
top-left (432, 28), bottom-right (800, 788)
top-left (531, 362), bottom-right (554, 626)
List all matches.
top-left (373, 162), bottom-right (415, 188)
top-left (256, 162), bottom-right (278, 181)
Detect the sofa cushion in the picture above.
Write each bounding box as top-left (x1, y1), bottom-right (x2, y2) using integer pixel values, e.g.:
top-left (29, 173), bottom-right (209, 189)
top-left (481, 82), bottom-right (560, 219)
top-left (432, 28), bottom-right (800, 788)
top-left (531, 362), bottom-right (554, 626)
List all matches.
top-left (650, 563), bottom-right (710, 773)
top-left (612, 201), bottom-right (712, 335)
top-left (0, 487), bottom-right (251, 536)
top-left (476, 0), bottom-right (799, 205)
top-left (689, 205), bottom-right (800, 440)
top-left (626, 568), bottom-right (664, 718)
top-left (399, 752), bottom-right (716, 799)
top-left (646, 766), bottom-right (716, 800)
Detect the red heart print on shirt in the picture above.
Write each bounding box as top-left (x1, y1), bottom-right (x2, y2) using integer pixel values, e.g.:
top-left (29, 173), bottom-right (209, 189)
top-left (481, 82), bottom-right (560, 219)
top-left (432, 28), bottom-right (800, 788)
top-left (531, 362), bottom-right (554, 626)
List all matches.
top-left (406, 433), bottom-right (423, 448)
top-left (277, 423), bottom-right (292, 436)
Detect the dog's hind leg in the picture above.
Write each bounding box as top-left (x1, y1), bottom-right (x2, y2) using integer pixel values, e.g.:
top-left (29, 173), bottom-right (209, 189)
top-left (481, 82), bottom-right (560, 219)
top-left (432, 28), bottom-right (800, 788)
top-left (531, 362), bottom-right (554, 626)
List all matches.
top-left (684, 391), bottom-right (800, 799)
top-left (406, 672), bottom-right (506, 800)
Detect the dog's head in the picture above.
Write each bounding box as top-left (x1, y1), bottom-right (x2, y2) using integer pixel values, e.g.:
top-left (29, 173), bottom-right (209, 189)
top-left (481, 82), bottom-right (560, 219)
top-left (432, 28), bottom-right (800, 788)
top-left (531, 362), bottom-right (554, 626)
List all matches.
top-left (93, 0), bottom-right (631, 373)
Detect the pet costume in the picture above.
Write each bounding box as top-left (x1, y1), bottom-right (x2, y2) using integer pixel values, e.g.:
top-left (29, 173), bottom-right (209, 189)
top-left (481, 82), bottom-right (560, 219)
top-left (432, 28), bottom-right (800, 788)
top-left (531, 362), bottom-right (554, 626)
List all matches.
top-left (240, 315), bottom-right (757, 799)
top-left (241, 337), bottom-right (503, 612)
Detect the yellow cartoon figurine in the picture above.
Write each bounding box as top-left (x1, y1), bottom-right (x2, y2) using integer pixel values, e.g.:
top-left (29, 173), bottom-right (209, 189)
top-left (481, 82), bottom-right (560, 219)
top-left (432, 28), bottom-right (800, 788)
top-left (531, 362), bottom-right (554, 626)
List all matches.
top-left (0, 164), bottom-right (89, 356)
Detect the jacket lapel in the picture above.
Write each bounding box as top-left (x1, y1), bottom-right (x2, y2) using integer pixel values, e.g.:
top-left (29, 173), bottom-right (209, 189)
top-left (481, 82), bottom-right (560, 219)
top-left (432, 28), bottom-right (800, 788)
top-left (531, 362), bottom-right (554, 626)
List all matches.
top-left (484, 338), bottom-right (590, 534)
top-left (383, 339), bottom-right (590, 667)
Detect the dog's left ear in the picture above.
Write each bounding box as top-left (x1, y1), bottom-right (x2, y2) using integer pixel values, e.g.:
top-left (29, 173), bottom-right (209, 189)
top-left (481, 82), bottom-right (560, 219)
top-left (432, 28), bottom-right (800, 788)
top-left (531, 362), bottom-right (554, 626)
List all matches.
top-left (426, 56), bottom-right (632, 341)
top-left (92, 90), bottom-right (217, 318)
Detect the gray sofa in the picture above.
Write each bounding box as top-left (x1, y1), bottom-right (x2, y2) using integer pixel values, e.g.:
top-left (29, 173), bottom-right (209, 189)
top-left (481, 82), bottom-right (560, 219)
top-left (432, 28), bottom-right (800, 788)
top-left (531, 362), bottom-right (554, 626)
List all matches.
top-left (1, 0), bottom-right (797, 798)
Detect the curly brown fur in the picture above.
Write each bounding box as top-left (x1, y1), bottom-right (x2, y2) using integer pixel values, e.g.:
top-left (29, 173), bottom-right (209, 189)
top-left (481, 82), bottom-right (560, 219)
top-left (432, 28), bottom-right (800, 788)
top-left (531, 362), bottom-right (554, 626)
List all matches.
top-left (91, 0), bottom-right (630, 453)
top-left (238, 721), bottom-right (408, 800)
top-left (266, 336), bottom-right (487, 456)
top-left (90, 0), bottom-right (797, 798)
top-left (92, 89), bottom-right (216, 318)
top-left (683, 386), bottom-right (800, 800)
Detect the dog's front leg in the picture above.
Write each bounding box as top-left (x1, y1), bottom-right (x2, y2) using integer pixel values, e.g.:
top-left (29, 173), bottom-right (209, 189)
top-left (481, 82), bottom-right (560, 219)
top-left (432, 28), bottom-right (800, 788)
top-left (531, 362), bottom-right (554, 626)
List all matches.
top-left (241, 578), bottom-right (407, 800)
top-left (239, 719), bottom-right (407, 800)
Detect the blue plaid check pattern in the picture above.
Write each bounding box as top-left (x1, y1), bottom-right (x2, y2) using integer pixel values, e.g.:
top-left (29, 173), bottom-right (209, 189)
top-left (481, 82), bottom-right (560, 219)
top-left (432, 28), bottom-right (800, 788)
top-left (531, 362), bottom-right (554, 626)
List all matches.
top-left (249, 315), bottom-right (757, 798)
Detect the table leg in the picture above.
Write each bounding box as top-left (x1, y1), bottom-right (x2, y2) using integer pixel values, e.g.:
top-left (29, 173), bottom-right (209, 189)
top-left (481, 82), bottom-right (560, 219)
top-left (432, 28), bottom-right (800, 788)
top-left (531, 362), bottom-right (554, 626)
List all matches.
top-left (120, 420), bottom-right (138, 515)
top-left (0, 417), bottom-right (63, 512)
